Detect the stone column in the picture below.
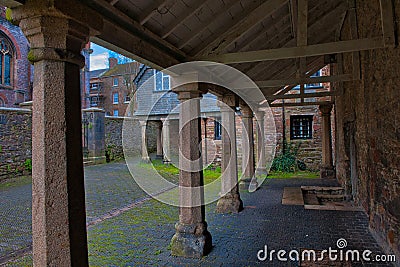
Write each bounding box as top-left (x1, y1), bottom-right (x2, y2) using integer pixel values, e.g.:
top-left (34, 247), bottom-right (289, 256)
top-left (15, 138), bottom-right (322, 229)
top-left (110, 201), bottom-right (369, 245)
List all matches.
top-left (161, 118), bottom-right (171, 164)
top-left (13, 9), bottom-right (90, 266)
top-left (82, 108), bottom-right (106, 165)
top-left (140, 120), bottom-right (150, 162)
top-left (216, 96), bottom-right (243, 213)
top-left (239, 103), bottom-right (256, 190)
top-left (170, 86), bottom-right (212, 258)
top-left (319, 104), bottom-right (335, 178)
top-left (156, 121), bottom-right (163, 159)
top-left (255, 110), bottom-right (267, 175)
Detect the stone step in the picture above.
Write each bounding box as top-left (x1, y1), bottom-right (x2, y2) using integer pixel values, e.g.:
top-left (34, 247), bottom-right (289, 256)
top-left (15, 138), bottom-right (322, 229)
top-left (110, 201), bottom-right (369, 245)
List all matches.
top-left (301, 186), bottom-right (345, 195)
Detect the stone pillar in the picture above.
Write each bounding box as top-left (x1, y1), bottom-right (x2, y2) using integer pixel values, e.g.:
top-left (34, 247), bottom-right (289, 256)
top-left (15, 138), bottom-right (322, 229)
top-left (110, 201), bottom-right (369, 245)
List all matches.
top-left (156, 121), bottom-right (163, 159)
top-left (170, 86), bottom-right (212, 258)
top-left (239, 103), bottom-right (256, 190)
top-left (216, 96), bottom-right (243, 213)
top-left (82, 108), bottom-right (106, 164)
top-left (202, 118), bottom-right (208, 165)
top-left (255, 110), bottom-right (267, 175)
top-left (161, 118), bottom-right (171, 164)
top-left (319, 104), bottom-right (335, 178)
top-left (140, 120), bottom-right (150, 162)
top-left (13, 8), bottom-right (90, 266)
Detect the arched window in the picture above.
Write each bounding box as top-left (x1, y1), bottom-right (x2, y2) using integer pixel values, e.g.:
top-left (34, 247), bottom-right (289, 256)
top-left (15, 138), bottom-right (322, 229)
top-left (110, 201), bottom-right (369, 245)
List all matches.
top-left (0, 32), bottom-right (14, 86)
top-left (0, 97), bottom-right (4, 107)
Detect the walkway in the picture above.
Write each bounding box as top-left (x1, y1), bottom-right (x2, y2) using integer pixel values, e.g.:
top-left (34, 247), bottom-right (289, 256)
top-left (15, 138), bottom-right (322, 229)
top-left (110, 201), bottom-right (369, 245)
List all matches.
top-left (0, 162), bottom-right (394, 266)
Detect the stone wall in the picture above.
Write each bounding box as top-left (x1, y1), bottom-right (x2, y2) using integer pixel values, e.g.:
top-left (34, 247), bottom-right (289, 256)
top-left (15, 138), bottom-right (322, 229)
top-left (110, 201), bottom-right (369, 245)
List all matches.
top-left (104, 116), bottom-right (157, 161)
top-left (336, 0), bottom-right (400, 259)
top-left (0, 107), bottom-right (31, 180)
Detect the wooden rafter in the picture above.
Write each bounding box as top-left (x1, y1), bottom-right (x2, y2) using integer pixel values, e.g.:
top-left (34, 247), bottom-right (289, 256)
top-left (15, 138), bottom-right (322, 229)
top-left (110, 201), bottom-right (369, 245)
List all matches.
top-left (257, 74), bottom-right (353, 88)
top-left (380, 0), bottom-right (396, 47)
top-left (199, 37), bottom-right (385, 64)
top-left (81, 0), bottom-right (186, 61)
top-left (267, 91), bottom-right (335, 101)
top-left (238, 13), bottom-right (291, 52)
top-left (269, 101), bottom-right (333, 107)
top-left (195, 0), bottom-right (289, 57)
top-left (161, 0), bottom-right (206, 39)
top-left (241, 0), bottom-right (346, 77)
top-left (139, 0), bottom-right (170, 25)
top-left (177, 0), bottom-right (241, 49)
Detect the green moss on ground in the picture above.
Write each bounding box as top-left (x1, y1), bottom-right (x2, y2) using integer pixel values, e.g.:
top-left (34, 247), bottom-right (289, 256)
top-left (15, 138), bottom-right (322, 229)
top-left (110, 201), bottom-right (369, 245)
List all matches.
top-left (267, 171), bottom-right (319, 179)
top-left (0, 176), bottom-right (32, 191)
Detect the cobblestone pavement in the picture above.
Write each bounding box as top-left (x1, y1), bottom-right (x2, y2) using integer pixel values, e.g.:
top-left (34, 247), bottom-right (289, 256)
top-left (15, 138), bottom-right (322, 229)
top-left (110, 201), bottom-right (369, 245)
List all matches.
top-left (0, 163), bottom-right (396, 266)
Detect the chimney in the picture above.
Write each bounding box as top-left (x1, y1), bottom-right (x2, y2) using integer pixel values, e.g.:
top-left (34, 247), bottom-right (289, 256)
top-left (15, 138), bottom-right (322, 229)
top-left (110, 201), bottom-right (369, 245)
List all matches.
top-left (109, 57), bottom-right (118, 69)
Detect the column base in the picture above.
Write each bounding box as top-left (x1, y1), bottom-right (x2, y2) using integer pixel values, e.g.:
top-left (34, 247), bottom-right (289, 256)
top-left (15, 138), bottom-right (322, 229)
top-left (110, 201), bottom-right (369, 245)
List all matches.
top-left (249, 178), bottom-right (259, 192)
top-left (216, 192), bottom-right (243, 213)
top-left (84, 156), bottom-right (106, 166)
top-left (320, 167), bottom-right (336, 179)
top-left (163, 159), bottom-right (171, 165)
top-left (170, 222), bottom-right (212, 258)
top-left (239, 178), bottom-right (252, 190)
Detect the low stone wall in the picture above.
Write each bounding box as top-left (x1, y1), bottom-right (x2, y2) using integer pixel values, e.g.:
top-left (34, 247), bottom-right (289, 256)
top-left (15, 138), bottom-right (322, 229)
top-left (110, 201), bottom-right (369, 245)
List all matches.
top-left (0, 107), bottom-right (32, 180)
top-left (104, 116), bottom-right (157, 161)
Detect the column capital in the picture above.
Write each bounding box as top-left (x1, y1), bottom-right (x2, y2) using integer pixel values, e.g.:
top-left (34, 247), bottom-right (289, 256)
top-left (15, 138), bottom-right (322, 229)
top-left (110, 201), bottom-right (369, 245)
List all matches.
top-left (13, 9), bottom-right (90, 67)
top-left (319, 104), bottom-right (333, 116)
top-left (161, 118), bottom-right (171, 126)
top-left (173, 83), bottom-right (207, 101)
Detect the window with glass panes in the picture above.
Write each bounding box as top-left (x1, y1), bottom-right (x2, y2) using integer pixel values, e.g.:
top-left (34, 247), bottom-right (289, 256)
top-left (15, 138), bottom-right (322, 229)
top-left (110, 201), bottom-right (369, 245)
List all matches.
top-left (214, 120), bottom-right (222, 140)
top-left (0, 35), bottom-right (13, 86)
top-left (154, 70), bottom-right (170, 91)
top-left (290, 115), bottom-right (313, 139)
top-left (113, 93), bottom-right (118, 104)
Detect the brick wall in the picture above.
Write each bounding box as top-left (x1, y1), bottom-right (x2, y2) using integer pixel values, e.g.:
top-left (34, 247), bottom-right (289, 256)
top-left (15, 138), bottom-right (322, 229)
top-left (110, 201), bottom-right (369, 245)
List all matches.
top-left (0, 107), bottom-right (31, 180)
top-left (336, 0), bottom-right (400, 258)
top-left (0, 17), bottom-right (31, 107)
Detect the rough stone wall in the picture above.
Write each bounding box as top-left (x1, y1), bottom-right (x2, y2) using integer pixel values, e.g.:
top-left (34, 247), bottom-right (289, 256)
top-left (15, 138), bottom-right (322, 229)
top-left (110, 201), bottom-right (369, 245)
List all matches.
top-left (0, 108), bottom-right (31, 180)
top-left (336, 0), bottom-right (400, 259)
top-left (272, 105), bottom-right (325, 171)
top-left (104, 116), bottom-right (157, 160)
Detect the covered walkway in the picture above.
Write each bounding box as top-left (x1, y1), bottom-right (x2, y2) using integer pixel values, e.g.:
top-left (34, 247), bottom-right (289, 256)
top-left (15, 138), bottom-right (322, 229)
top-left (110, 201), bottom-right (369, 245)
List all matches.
top-left (0, 0), bottom-right (398, 265)
top-left (0, 162), bottom-right (392, 266)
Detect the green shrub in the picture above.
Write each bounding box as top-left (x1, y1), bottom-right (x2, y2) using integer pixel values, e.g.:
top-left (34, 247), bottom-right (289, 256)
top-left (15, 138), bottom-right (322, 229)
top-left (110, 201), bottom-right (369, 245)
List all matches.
top-left (24, 159), bottom-right (32, 172)
top-left (271, 141), bottom-right (306, 173)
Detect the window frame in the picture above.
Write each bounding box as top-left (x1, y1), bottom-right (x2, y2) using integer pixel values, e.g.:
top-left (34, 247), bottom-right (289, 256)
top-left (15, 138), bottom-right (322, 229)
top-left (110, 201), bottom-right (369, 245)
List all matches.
top-left (0, 35), bottom-right (14, 87)
top-left (113, 77), bottom-right (119, 87)
top-left (113, 109), bottom-right (119, 117)
top-left (290, 115), bottom-right (313, 140)
top-left (214, 120), bottom-right (222, 140)
top-left (113, 92), bottom-right (119, 104)
top-left (154, 70), bottom-right (170, 91)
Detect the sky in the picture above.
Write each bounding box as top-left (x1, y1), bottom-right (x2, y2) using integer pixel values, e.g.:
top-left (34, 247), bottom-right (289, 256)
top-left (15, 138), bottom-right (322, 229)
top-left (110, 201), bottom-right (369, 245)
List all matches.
top-left (89, 42), bottom-right (135, 70)
top-left (89, 42), bottom-right (110, 70)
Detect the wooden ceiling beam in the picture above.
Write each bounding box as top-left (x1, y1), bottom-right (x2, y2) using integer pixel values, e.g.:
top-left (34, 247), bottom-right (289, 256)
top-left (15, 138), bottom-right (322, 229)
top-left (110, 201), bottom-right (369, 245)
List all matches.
top-left (177, 0), bottom-right (241, 49)
top-left (257, 74), bottom-right (353, 88)
top-left (267, 91), bottom-right (335, 101)
top-left (200, 37), bottom-right (384, 64)
top-left (81, 0), bottom-right (186, 62)
top-left (139, 0), bottom-right (170, 25)
top-left (195, 0), bottom-right (289, 57)
top-left (161, 0), bottom-right (206, 39)
top-left (239, 0), bottom-right (344, 77)
top-left (269, 100), bottom-right (333, 107)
